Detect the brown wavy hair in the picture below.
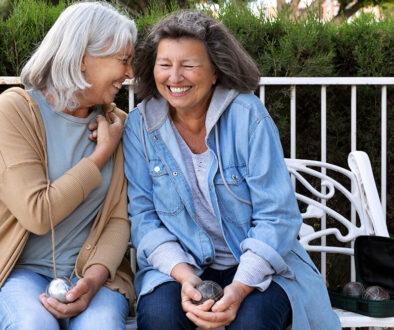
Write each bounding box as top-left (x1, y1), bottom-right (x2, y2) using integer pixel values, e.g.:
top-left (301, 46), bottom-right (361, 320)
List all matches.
top-left (134, 10), bottom-right (260, 100)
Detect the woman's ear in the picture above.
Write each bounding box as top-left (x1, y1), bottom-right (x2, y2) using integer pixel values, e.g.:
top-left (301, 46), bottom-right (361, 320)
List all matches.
top-left (81, 53), bottom-right (87, 72)
top-left (213, 69), bottom-right (218, 85)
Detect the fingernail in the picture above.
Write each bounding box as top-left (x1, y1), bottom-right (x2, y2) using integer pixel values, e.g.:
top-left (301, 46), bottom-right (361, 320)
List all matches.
top-left (47, 297), bottom-right (56, 305)
top-left (66, 292), bottom-right (75, 301)
top-left (194, 293), bottom-right (200, 300)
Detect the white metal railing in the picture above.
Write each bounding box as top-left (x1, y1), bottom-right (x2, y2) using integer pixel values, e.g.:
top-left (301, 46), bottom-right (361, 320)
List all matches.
top-left (1, 75), bottom-right (392, 231)
top-left (257, 77), bottom-right (393, 281)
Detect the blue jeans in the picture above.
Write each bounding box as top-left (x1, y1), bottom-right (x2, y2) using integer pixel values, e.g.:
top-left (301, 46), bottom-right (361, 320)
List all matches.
top-left (138, 267), bottom-right (292, 330)
top-left (0, 268), bottom-right (129, 330)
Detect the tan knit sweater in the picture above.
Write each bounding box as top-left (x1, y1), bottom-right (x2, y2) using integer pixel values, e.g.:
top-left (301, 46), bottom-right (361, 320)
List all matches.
top-left (0, 88), bottom-right (135, 310)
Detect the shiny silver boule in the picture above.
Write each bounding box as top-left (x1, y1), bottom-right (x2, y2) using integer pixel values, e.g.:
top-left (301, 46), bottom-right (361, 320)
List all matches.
top-left (46, 277), bottom-right (75, 303)
top-left (363, 285), bottom-right (390, 301)
top-left (342, 281), bottom-right (365, 298)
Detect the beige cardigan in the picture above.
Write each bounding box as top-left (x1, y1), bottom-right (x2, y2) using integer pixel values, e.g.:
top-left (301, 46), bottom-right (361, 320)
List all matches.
top-left (0, 88), bottom-right (135, 310)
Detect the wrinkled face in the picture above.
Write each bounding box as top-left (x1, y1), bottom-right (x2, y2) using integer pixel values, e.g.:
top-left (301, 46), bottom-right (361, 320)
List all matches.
top-left (153, 38), bottom-right (217, 115)
top-left (79, 44), bottom-right (134, 109)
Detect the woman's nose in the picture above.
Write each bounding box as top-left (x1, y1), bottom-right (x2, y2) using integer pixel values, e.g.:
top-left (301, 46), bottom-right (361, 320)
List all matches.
top-left (168, 66), bottom-right (183, 83)
top-left (125, 65), bottom-right (134, 79)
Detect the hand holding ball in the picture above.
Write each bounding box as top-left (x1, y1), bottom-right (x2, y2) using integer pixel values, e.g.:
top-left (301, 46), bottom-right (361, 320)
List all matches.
top-left (46, 277), bottom-right (75, 303)
top-left (192, 280), bottom-right (224, 305)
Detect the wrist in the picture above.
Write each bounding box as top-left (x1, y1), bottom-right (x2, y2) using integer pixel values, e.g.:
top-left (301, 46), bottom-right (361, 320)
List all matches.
top-left (84, 264), bottom-right (109, 291)
top-left (231, 281), bottom-right (254, 300)
top-left (171, 263), bottom-right (200, 285)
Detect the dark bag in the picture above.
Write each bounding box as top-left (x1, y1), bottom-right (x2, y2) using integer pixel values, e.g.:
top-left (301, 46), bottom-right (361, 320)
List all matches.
top-left (329, 235), bottom-right (394, 317)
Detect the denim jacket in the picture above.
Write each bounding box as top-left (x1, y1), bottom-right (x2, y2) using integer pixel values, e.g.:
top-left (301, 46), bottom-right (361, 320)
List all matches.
top-left (123, 85), bottom-right (340, 330)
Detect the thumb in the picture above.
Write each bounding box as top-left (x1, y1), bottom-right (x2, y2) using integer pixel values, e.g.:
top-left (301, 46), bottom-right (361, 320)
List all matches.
top-left (211, 295), bottom-right (231, 313)
top-left (66, 280), bottom-right (88, 302)
top-left (108, 112), bottom-right (121, 125)
top-left (96, 114), bottom-right (107, 125)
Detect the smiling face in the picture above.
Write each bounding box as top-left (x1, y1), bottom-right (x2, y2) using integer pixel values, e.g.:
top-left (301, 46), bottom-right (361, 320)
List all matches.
top-left (153, 38), bottom-right (217, 116)
top-left (79, 44), bottom-right (134, 110)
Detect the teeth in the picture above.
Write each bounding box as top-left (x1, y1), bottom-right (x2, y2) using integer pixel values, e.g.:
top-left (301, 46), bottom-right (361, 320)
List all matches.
top-left (113, 82), bottom-right (122, 89)
top-left (169, 86), bottom-right (191, 93)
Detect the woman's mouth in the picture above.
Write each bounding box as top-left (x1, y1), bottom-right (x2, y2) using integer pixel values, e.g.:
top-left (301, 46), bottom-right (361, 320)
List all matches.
top-left (168, 86), bottom-right (192, 96)
top-left (112, 81), bottom-right (123, 90)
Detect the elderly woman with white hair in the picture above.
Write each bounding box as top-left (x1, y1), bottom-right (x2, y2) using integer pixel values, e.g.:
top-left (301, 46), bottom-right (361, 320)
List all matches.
top-left (0, 2), bottom-right (137, 329)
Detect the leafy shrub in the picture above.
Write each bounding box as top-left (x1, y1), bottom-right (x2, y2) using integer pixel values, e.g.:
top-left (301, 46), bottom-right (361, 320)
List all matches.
top-left (0, 0), bottom-right (65, 76)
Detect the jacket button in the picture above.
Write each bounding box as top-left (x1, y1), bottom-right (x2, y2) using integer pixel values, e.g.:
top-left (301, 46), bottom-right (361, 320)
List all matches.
top-left (85, 244), bottom-right (92, 250)
top-left (173, 171), bottom-right (178, 176)
top-left (205, 257), bottom-right (212, 263)
top-left (153, 135), bottom-right (158, 140)
top-left (154, 166), bottom-right (160, 172)
top-left (232, 174), bottom-right (238, 180)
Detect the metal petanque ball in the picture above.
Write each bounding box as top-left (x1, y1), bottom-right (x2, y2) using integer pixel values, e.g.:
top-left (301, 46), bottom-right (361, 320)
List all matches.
top-left (342, 281), bottom-right (365, 298)
top-left (363, 285), bottom-right (390, 301)
top-left (46, 277), bottom-right (75, 303)
top-left (192, 280), bottom-right (224, 305)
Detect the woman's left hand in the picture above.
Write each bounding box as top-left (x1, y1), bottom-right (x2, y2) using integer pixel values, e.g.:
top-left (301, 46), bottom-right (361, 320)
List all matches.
top-left (40, 264), bottom-right (109, 319)
top-left (88, 121), bottom-right (98, 142)
top-left (186, 281), bottom-right (254, 329)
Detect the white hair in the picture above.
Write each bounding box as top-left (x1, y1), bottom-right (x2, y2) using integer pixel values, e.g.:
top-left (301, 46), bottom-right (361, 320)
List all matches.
top-left (21, 1), bottom-right (137, 112)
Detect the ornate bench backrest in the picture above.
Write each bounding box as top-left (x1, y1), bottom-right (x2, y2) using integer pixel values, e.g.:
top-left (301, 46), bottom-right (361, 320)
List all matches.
top-left (286, 151), bottom-right (389, 256)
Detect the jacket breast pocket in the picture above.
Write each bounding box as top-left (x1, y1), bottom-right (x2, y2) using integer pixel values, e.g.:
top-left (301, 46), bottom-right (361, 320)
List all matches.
top-left (214, 165), bottom-right (252, 226)
top-left (149, 160), bottom-right (183, 215)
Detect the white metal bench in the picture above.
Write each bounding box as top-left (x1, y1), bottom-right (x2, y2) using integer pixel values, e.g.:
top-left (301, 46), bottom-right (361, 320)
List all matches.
top-left (127, 150), bottom-right (393, 329)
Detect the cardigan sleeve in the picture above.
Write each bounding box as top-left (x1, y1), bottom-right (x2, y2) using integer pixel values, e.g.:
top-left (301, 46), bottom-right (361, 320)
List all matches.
top-left (0, 92), bottom-right (102, 235)
top-left (81, 158), bottom-right (131, 281)
top-left (78, 108), bottom-right (131, 282)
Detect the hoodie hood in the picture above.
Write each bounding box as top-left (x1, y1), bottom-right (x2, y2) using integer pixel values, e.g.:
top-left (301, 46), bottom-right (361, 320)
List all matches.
top-left (136, 84), bottom-right (239, 136)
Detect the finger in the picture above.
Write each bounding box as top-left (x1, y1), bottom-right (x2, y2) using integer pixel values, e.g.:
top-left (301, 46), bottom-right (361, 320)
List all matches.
top-left (182, 283), bottom-right (201, 302)
top-left (44, 292), bottom-right (88, 319)
top-left (195, 299), bottom-right (215, 311)
top-left (88, 122), bottom-right (98, 131)
top-left (66, 280), bottom-right (88, 303)
top-left (186, 311), bottom-right (225, 329)
top-left (96, 114), bottom-right (106, 123)
top-left (40, 295), bottom-right (61, 318)
top-left (88, 130), bottom-right (98, 142)
top-left (191, 307), bottom-right (226, 322)
top-left (40, 294), bottom-right (72, 319)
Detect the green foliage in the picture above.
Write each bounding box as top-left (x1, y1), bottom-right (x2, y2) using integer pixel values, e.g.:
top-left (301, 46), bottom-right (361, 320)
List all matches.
top-left (0, 0), bottom-right (65, 76)
top-left (334, 13), bottom-right (394, 76)
top-left (133, 0), bottom-right (184, 42)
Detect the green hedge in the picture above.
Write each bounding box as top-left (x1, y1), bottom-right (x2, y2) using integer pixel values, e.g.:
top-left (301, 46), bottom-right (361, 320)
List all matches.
top-left (0, 0), bottom-right (65, 76)
top-left (0, 0), bottom-right (393, 286)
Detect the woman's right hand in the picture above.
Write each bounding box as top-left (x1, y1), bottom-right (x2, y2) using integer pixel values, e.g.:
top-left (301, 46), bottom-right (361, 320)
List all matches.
top-left (169, 263), bottom-right (214, 317)
top-left (88, 113), bottom-right (123, 169)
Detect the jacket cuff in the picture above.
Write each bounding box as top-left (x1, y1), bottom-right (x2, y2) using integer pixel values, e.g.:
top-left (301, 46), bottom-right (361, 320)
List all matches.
top-left (233, 250), bottom-right (274, 291)
top-left (137, 227), bottom-right (178, 266)
top-left (147, 241), bottom-right (199, 275)
top-left (240, 238), bottom-right (295, 279)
